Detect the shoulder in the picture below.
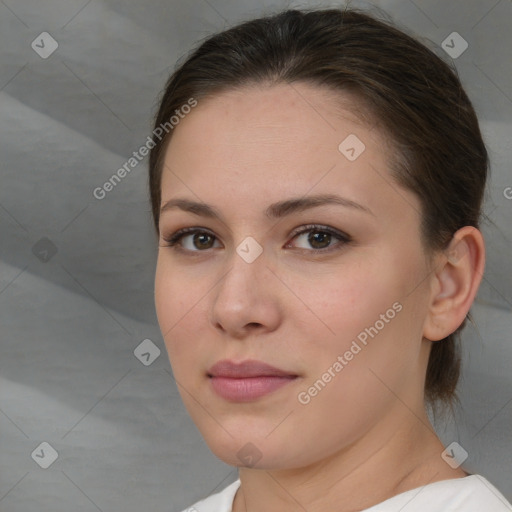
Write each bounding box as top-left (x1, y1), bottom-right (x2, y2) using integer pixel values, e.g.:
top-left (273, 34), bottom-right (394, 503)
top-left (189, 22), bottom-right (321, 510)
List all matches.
top-left (365, 474), bottom-right (512, 511)
top-left (178, 479), bottom-right (241, 512)
top-left (177, 475), bottom-right (511, 512)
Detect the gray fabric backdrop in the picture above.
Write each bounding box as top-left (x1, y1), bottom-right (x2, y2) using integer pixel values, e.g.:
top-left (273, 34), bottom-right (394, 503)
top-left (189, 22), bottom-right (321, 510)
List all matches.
top-left (1, 0), bottom-right (511, 510)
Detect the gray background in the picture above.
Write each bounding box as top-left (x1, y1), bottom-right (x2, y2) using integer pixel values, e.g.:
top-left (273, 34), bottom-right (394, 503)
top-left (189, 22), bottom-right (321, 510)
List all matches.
top-left (0, 0), bottom-right (511, 510)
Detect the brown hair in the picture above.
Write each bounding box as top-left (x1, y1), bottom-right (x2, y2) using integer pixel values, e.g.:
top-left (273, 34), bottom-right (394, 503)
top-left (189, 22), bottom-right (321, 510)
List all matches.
top-left (148, 8), bottom-right (488, 413)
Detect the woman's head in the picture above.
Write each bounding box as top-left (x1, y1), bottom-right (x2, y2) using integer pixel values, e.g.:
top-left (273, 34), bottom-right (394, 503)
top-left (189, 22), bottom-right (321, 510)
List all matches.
top-left (149, 8), bottom-right (487, 468)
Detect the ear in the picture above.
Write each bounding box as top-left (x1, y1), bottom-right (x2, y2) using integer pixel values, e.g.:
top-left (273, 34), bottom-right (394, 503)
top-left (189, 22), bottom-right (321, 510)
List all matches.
top-left (423, 226), bottom-right (486, 342)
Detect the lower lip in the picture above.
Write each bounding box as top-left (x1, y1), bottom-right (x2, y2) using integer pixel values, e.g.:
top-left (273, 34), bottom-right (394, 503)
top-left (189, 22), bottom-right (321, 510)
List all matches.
top-left (209, 375), bottom-right (297, 402)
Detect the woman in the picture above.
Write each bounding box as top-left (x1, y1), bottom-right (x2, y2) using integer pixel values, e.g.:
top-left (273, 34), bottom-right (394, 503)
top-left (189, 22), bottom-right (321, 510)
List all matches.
top-left (148, 7), bottom-right (512, 512)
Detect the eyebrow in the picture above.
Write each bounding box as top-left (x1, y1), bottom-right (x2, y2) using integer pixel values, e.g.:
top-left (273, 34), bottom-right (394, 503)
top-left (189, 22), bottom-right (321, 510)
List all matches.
top-left (160, 194), bottom-right (374, 220)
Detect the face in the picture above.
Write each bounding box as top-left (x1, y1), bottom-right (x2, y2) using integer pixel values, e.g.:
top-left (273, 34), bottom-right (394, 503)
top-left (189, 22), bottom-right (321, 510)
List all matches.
top-left (154, 83), bottom-right (435, 470)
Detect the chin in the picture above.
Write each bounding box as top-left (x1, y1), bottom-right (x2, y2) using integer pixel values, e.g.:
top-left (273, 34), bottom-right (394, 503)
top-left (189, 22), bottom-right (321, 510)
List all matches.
top-left (201, 430), bottom-right (269, 468)
top-left (205, 429), bottom-right (308, 471)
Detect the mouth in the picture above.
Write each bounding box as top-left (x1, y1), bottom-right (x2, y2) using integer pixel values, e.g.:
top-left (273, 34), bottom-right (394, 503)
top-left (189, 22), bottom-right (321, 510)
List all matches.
top-left (207, 358), bottom-right (298, 378)
top-left (207, 359), bottom-right (299, 402)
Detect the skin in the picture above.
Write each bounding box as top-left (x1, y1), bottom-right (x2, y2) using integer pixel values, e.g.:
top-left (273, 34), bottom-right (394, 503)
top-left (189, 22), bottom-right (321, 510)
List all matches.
top-left (154, 82), bottom-right (485, 511)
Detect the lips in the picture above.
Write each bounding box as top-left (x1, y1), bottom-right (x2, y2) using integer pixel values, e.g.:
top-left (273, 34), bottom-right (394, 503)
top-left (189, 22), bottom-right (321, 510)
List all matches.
top-left (207, 359), bottom-right (299, 401)
top-left (207, 359), bottom-right (297, 378)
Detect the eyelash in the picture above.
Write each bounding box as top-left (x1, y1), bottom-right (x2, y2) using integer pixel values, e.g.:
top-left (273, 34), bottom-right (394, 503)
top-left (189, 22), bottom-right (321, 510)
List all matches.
top-left (160, 224), bottom-right (352, 255)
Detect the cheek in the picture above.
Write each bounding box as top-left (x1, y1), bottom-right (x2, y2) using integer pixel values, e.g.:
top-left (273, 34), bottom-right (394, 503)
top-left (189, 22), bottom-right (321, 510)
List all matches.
top-left (154, 258), bottom-right (177, 336)
top-left (291, 254), bottom-right (420, 387)
top-left (154, 256), bottom-right (202, 362)
top-left (293, 261), bottom-right (400, 348)
top-left (289, 271), bottom-right (414, 445)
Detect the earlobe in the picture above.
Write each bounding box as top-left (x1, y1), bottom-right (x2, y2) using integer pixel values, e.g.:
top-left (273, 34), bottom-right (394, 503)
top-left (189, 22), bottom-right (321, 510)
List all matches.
top-left (423, 226), bottom-right (485, 342)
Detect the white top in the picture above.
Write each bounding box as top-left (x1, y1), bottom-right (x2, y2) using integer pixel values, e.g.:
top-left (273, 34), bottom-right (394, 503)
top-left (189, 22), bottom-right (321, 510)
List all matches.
top-left (181, 475), bottom-right (512, 511)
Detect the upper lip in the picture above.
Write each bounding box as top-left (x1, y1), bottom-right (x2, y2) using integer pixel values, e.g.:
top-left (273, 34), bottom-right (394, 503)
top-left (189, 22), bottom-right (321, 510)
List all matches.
top-left (207, 359), bottom-right (297, 378)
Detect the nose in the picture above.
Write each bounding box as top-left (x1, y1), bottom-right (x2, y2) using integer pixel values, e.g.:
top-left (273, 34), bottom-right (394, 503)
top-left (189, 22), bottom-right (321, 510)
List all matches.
top-left (209, 246), bottom-right (282, 339)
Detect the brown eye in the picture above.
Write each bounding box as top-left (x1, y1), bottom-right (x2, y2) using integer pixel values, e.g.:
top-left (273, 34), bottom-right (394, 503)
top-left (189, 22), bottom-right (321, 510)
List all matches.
top-left (192, 232), bottom-right (215, 250)
top-left (307, 231), bottom-right (332, 249)
top-left (289, 225), bottom-right (350, 252)
top-left (161, 228), bottom-right (221, 251)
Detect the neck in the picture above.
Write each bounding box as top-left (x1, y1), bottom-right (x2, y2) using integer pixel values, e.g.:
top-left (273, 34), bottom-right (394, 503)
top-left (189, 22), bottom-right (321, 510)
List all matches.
top-left (232, 406), bottom-right (467, 512)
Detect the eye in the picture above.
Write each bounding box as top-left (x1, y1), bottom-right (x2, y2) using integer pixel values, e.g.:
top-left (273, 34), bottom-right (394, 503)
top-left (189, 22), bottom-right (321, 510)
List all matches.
top-left (160, 228), bottom-right (221, 252)
top-left (160, 224), bottom-right (351, 254)
top-left (286, 224), bottom-right (351, 252)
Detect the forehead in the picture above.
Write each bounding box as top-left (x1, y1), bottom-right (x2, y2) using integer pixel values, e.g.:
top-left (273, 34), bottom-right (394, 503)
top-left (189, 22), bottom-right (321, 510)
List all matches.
top-left (176, 82), bottom-right (378, 145)
top-left (164, 82), bottom-right (388, 175)
top-left (160, 82), bottom-right (419, 229)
